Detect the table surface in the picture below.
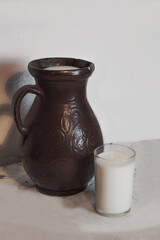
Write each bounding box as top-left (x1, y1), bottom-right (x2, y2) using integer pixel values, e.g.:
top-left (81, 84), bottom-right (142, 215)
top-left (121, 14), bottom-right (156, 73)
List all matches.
top-left (0, 140), bottom-right (160, 240)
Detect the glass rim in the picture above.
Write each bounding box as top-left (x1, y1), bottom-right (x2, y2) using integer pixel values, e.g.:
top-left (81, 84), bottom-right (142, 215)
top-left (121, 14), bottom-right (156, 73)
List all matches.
top-left (94, 143), bottom-right (136, 161)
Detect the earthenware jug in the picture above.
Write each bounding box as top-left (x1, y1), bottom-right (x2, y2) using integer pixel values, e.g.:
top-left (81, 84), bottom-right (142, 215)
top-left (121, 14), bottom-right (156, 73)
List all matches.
top-left (13, 57), bottom-right (103, 196)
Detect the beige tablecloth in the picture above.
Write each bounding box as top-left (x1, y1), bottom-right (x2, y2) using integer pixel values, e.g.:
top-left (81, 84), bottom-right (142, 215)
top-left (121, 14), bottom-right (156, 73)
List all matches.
top-left (0, 140), bottom-right (160, 240)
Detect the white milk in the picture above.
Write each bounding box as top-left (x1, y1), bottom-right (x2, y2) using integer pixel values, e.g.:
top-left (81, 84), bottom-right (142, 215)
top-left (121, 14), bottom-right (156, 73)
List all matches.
top-left (95, 151), bottom-right (135, 215)
top-left (44, 66), bottom-right (78, 70)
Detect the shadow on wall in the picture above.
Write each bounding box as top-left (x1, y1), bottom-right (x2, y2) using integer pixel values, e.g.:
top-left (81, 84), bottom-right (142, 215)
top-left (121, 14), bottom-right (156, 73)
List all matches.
top-left (0, 60), bottom-right (35, 166)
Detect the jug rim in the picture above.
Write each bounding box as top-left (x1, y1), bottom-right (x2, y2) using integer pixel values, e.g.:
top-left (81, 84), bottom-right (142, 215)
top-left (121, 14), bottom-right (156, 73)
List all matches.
top-left (28, 57), bottom-right (95, 79)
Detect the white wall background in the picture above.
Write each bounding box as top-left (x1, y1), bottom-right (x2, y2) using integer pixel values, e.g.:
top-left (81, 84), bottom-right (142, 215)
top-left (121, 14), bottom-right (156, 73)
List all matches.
top-left (0, 0), bottom-right (160, 143)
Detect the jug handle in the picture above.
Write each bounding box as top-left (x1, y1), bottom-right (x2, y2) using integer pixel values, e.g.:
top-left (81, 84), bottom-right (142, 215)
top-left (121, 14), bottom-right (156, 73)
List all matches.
top-left (12, 85), bottom-right (44, 136)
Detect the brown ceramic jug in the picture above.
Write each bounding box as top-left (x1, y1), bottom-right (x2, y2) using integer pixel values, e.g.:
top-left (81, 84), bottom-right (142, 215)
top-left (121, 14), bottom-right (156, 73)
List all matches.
top-left (13, 58), bottom-right (103, 196)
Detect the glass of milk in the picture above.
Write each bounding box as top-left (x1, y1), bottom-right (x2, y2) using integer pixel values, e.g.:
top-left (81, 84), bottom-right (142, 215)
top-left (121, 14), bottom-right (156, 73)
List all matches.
top-left (94, 143), bottom-right (136, 217)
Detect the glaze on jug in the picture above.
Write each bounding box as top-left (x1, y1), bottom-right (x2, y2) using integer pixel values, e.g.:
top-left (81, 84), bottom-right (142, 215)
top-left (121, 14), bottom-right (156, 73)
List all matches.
top-left (13, 58), bottom-right (103, 196)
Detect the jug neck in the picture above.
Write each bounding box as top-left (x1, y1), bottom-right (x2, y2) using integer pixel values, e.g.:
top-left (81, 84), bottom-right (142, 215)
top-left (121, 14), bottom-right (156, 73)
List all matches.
top-left (37, 78), bottom-right (88, 103)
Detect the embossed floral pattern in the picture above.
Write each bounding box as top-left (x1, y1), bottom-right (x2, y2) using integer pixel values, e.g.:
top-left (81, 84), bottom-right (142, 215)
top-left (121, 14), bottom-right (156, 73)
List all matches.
top-left (34, 106), bottom-right (97, 163)
top-left (71, 126), bottom-right (89, 155)
top-left (61, 110), bottom-right (72, 134)
top-left (35, 128), bottom-right (65, 163)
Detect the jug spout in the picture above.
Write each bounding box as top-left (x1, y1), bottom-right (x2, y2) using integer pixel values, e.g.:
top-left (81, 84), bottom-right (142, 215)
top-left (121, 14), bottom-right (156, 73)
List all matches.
top-left (28, 57), bottom-right (95, 103)
top-left (28, 57), bottom-right (95, 80)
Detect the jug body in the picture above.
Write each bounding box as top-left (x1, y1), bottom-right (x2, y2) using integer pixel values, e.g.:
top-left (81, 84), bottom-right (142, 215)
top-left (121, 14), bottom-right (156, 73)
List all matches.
top-left (13, 58), bottom-right (103, 196)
